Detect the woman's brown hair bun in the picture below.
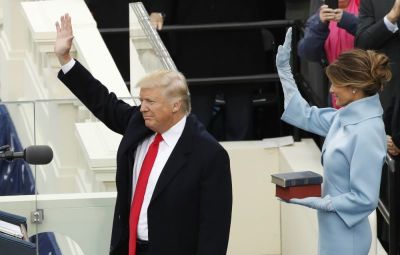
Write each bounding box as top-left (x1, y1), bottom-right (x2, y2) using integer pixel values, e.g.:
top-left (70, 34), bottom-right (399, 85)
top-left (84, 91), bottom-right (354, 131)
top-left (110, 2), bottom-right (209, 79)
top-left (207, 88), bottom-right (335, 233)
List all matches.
top-left (326, 48), bottom-right (392, 96)
top-left (368, 50), bottom-right (392, 92)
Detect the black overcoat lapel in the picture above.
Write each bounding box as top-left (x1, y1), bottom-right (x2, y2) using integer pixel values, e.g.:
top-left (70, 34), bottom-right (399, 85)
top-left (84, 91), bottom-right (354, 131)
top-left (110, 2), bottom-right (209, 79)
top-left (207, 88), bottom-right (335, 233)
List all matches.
top-left (150, 116), bottom-right (194, 203)
top-left (117, 112), bottom-right (152, 211)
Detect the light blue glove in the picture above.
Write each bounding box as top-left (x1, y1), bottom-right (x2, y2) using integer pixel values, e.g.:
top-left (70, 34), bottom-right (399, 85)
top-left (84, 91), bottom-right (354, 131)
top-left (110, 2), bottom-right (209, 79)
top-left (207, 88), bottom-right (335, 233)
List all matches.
top-left (276, 27), bottom-right (299, 108)
top-left (289, 195), bottom-right (335, 212)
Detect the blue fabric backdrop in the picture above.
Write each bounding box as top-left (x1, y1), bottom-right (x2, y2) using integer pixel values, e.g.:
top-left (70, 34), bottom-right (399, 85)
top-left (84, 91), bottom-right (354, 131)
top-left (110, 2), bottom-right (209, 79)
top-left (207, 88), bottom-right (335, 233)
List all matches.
top-left (0, 105), bottom-right (35, 195)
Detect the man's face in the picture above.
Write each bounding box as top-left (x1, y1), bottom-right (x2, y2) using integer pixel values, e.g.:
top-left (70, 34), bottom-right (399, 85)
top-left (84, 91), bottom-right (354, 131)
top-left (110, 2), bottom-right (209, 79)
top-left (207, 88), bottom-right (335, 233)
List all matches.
top-left (139, 87), bottom-right (176, 133)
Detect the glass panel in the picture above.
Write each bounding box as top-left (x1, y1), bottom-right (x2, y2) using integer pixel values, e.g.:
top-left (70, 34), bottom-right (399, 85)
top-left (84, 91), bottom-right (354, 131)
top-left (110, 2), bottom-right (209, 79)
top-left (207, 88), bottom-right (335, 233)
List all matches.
top-left (34, 98), bottom-right (110, 194)
top-left (0, 101), bottom-right (35, 196)
top-left (30, 232), bottom-right (84, 255)
top-left (33, 98), bottom-right (133, 255)
top-left (33, 98), bottom-right (139, 194)
top-left (34, 192), bottom-right (115, 255)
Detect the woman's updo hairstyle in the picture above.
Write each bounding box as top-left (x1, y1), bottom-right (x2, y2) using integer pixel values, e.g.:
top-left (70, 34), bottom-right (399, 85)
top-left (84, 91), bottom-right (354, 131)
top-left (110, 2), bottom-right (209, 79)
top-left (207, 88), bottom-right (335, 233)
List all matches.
top-left (326, 48), bottom-right (392, 96)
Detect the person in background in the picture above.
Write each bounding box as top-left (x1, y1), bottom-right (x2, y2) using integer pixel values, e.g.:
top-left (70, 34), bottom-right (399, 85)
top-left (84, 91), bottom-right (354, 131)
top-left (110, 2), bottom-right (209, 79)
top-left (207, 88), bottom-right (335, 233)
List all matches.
top-left (144, 0), bottom-right (286, 141)
top-left (356, 0), bottom-right (400, 158)
top-left (387, 135), bottom-right (400, 156)
top-left (54, 14), bottom-right (232, 255)
top-left (356, 0), bottom-right (400, 250)
top-left (298, 0), bottom-right (359, 109)
top-left (278, 28), bottom-right (390, 254)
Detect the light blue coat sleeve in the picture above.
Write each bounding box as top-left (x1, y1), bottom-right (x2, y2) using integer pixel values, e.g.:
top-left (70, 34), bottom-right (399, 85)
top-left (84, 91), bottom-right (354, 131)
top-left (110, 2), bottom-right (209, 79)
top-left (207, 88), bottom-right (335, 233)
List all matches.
top-left (281, 93), bottom-right (337, 137)
top-left (330, 122), bottom-right (386, 228)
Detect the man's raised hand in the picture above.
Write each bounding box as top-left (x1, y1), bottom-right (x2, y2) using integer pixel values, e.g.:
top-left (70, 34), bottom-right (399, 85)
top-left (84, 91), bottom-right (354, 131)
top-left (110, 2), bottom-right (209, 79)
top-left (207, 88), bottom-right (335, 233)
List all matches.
top-left (55, 13), bottom-right (74, 65)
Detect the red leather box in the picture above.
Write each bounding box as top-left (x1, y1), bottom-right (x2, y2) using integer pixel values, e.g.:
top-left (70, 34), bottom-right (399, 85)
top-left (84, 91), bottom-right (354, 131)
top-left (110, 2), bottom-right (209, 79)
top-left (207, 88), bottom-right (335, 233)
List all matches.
top-left (275, 184), bottom-right (321, 201)
top-left (271, 171), bottom-right (323, 201)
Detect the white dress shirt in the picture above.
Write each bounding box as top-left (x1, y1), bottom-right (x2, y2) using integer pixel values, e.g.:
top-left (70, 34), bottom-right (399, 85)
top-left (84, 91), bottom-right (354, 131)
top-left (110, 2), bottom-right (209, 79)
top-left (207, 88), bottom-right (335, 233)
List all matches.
top-left (133, 116), bottom-right (186, 240)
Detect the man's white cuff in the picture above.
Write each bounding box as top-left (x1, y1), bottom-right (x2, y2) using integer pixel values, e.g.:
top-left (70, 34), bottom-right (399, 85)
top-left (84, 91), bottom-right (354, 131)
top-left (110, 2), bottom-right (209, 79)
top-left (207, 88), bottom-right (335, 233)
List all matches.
top-left (384, 16), bottom-right (399, 33)
top-left (61, 58), bottom-right (76, 74)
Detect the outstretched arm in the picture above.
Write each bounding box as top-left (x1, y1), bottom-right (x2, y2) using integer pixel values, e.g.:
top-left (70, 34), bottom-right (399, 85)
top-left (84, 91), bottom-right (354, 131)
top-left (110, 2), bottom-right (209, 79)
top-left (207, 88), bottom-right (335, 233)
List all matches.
top-left (276, 27), bottom-right (298, 109)
top-left (55, 14), bottom-right (135, 135)
top-left (277, 28), bottom-right (336, 136)
top-left (54, 13), bottom-right (74, 65)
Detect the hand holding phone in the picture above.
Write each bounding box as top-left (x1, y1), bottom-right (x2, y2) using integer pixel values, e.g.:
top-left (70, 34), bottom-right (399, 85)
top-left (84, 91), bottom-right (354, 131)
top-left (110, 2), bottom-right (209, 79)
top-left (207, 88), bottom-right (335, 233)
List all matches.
top-left (319, 5), bottom-right (336, 23)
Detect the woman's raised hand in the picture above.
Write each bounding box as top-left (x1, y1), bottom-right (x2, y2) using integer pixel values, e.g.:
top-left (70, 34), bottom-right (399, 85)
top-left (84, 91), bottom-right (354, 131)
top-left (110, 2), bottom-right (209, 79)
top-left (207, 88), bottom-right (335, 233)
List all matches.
top-left (276, 27), bottom-right (292, 71)
top-left (276, 27), bottom-right (299, 108)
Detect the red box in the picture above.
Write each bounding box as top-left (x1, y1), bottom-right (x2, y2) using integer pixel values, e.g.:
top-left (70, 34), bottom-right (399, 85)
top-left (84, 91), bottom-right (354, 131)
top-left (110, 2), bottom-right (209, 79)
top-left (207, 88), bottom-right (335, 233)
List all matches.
top-left (276, 184), bottom-right (321, 201)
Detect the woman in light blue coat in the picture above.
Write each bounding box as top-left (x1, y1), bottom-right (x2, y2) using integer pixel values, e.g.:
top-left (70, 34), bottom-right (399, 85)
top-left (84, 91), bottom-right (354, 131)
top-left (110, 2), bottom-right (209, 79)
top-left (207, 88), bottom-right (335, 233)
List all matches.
top-left (277, 28), bottom-right (391, 255)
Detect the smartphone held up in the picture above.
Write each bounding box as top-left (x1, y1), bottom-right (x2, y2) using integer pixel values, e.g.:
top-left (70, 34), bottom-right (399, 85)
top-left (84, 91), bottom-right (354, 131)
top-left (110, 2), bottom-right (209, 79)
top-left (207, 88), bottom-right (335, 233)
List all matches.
top-left (324, 0), bottom-right (338, 9)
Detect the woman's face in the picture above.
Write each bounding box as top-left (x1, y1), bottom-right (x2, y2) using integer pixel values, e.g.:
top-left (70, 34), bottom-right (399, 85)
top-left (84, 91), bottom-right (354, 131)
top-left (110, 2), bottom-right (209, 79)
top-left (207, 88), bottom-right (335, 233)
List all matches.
top-left (329, 83), bottom-right (355, 107)
top-left (339, 0), bottom-right (350, 9)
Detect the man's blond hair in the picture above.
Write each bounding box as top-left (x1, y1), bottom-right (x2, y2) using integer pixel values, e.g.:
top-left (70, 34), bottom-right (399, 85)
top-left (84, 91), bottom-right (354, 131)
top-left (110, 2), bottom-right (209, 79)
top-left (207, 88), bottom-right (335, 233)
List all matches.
top-left (136, 70), bottom-right (191, 113)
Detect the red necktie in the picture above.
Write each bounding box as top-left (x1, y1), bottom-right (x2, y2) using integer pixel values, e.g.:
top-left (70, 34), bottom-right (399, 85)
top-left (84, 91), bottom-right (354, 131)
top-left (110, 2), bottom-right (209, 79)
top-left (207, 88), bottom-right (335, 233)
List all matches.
top-left (129, 133), bottom-right (163, 255)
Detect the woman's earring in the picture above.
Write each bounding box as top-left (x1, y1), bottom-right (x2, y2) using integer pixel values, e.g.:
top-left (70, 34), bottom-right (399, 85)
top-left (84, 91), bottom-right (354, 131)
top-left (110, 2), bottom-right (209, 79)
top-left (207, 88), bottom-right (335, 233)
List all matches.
top-left (352, 89), bottom-right (356, 94)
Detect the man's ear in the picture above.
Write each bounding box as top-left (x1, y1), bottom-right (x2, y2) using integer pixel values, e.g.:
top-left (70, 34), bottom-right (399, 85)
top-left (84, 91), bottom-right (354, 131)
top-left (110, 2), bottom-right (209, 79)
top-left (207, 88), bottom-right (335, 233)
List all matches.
top-left (172, 100), bottom-right (182, 113)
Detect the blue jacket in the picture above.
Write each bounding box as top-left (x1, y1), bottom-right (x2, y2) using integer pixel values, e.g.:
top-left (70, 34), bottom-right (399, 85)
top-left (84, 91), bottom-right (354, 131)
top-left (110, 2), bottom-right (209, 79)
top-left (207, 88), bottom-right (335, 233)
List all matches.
top-left (282, 92), bottom-right (386, 254)
top-left (298, 11), bottom-right (358, 63)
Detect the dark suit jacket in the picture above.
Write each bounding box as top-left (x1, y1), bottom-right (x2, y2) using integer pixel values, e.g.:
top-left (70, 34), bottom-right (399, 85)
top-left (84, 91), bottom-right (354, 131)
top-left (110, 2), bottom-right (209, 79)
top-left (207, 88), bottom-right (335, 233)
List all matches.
top-left (58, 61), bottom-right (232, 255)
top-left (355, 0), bottom-right (400, 111)
top-left (355, 0), bottom-right (400, 148)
